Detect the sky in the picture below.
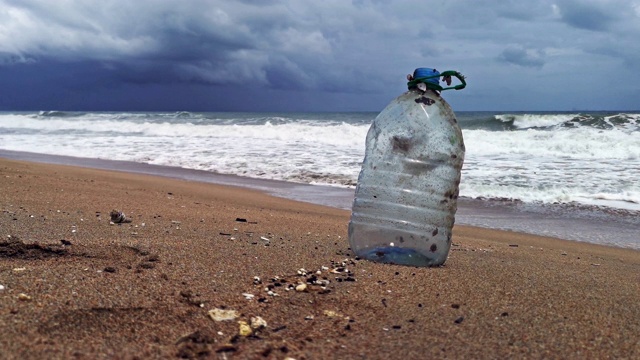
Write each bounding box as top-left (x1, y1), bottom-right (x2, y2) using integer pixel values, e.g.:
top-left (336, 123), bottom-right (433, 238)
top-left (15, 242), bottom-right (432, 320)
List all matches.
top-left (1, 0), bottom-right (639, 112)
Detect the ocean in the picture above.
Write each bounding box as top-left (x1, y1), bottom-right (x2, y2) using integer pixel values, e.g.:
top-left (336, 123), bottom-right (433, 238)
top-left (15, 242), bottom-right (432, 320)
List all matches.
top-left (1, 109), bottom-right (639, 249)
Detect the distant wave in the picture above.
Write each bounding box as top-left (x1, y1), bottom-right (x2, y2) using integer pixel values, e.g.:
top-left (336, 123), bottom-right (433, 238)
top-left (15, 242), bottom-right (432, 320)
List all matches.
top-left (1, 114), bottom-right (371, 144)
top-left (494, 113), bottom-right (640, 131)
top-left (37, 110), bottom-right (85, 118)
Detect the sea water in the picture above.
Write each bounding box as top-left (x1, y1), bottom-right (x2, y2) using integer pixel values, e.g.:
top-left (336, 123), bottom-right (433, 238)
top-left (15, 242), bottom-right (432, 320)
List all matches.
top-left (1, 110), bottom-right (639, 248)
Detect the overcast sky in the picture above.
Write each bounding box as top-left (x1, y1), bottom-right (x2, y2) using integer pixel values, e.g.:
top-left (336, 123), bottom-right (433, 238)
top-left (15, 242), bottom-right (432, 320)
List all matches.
top-left (1, 0), bottom-right (639, 112)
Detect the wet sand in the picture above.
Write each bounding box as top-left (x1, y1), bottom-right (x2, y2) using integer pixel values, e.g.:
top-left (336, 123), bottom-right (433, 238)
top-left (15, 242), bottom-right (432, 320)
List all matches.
top-left (0, 158), bottom-right (639, 359)
top-left (2, 149), bottom-right (638, 250)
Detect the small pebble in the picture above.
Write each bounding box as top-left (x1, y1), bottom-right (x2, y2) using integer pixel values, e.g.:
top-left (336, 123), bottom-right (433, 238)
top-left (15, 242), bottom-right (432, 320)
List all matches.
top-left (323, 310), bottom-right (345, 318)
top-left (250, 316), bottom-right (268, 329)
top-left (238, 321), bottom-right (252, 336)
top-left (295, 283), bottom-right (307, 292)
top-left (208, 308), bottom-right (239, 322)
top-left (18, 293), bottom-right (32, 301)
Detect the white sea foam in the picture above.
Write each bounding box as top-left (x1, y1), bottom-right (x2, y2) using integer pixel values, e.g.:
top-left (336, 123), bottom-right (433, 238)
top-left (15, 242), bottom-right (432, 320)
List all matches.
top-left (496, 113), bottom-right (578, 129)
top-left (465, 127), bottom-right (640, 160)
top-left (463, 125), bottom-right (640, 209)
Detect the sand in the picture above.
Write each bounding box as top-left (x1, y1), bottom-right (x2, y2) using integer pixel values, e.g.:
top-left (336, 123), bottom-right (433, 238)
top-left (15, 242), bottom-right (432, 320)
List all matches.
top-left (0, 158), bottom-right (638, 359)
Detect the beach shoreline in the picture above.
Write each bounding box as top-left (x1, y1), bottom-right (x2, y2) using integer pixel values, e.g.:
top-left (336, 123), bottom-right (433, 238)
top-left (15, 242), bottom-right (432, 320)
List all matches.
top-left (2, 149), bottom-right (638, 250)
top-left (0, 157), bottom-right (639, 359)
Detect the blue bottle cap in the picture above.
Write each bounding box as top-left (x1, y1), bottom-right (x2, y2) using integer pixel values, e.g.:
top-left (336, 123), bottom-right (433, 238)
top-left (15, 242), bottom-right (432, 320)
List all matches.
top-left (413, 68), bottom-right (440, 85)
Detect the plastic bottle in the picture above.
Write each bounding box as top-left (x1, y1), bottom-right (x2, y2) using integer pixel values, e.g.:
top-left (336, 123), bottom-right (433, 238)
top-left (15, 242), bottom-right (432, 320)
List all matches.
top-left (348, 68), bottom-right (465, 267)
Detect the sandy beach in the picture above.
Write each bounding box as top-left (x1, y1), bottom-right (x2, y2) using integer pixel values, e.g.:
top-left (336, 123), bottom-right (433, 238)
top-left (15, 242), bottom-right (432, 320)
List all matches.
top-left (1, 158), bottom-right (638, 359)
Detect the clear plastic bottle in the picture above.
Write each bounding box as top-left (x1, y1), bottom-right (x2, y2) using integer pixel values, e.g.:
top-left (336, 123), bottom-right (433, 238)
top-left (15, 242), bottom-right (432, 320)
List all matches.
top-left (348, 76), bottom-right (465, 267)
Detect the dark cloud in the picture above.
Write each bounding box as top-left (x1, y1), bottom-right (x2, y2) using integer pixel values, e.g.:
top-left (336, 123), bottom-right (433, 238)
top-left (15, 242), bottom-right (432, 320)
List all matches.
top-left (498, 46), bottom-right (545, 68)
top-left (0, 52), bottom-right (36, 65)
top-left (555, 0), bottom-right (619, 31)
top-left (0, 0), bottom-right (639, 111)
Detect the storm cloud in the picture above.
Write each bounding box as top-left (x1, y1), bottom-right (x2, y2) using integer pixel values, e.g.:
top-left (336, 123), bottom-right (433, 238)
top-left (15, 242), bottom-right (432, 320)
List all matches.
top-left (498, 46), bottom-right (546, 68)
top-left (0, 0), bottom-right (639, 111)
